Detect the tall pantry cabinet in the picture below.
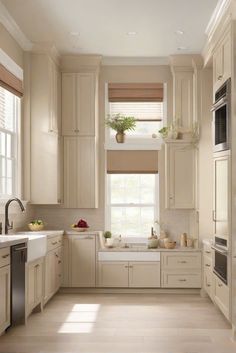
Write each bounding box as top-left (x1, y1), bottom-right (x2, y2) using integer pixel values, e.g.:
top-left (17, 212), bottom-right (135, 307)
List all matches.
top-left (61, 70), bottom-right (99, 208)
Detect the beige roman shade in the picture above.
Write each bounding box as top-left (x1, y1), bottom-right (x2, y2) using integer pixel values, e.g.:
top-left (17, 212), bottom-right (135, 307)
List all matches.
top-left (107, 150), bottom-right (158, 174)
top-left (0, 64), bottom-right (23, 97)
top-left (108, 83), bottom-right (163, 102)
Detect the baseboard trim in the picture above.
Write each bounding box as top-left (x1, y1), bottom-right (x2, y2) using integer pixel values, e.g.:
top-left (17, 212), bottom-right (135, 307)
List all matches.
top-left (59, 287), bottom-right (201, 294)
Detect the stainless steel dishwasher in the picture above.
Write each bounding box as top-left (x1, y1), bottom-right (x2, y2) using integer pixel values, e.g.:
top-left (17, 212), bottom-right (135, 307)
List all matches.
top-left (11, 243), bottom-right (27, 326)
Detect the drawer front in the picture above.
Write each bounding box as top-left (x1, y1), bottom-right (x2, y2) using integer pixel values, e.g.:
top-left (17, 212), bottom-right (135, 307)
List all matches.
top-left (203, 268), bottom-right (213, 299)
top-left (47, 235), bottom-right (63, 252)
top-left (203, 244), bottom-right (212, 260)
top-left (214, 274), bottom-right (229, 319)
top-left (0, 247), bottom-right (11, 268)
top-left (203, 255), bottom-right (212, 271)
top-left (162, 270), bottom-right (201, 288)
top-left (161, 252), bottom-right (201, 270)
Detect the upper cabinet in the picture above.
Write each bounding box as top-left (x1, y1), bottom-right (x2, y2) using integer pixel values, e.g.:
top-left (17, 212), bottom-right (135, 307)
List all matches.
top-left (165, 142), bottom-right (196, 209)
top-left (62, 73), bottom-right (97, 136)
top-left (29, 53), bottom-right (61, 204)
top-left (172, 68), bottom-right (194, 132)
top-left (213, 30), bottom-right (231, 90)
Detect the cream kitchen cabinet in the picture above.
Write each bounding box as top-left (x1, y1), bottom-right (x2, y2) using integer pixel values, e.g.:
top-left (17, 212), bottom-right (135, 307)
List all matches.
top-left (26, 257), bottom-right (44, 317)
top-left (98, 262), bottom-right (129, 287)
top-left (98, 261), bottom-right (160, 288)
top-left (62, 73), bottom-right (97, 136)
top-left (129, 262), bottom-right (160, 288)
top-left (203, 243), bottom-right (213, 300)
top-left (165, 142), bottom-right (196, 209)
top-left (29, 53), bottom-right (61, 204)
top-left (63, 136), bottom-right (98, 208)
top-left (213, 30), bottom-right (231, 90)
top-left (213, 151), bottom-right (230, 238)
top-left (44, 235), bottom-right (63, 305)
top-left (161, 252), bottom-right (201, 288)
top-left (172, 69), bottom-right (194, 132)
top-left (214, 274), bottom-right (230, 320)
top-left (71, 235), bottom-right (96, 287)
top-left (0, 247), bottom-right (10, 335)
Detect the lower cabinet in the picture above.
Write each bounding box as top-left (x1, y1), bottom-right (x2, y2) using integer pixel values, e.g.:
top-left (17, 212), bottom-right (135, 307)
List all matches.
top-left (98, 261), bottom-right (161, 288)
top-left (161, 252), bottom-right (202, 288)
top-left (0, 265), bottom-right (11, 334)
top-left (214, 274), bottom-right (229, 320)
top-left (71, 235), bottom-right (96, 287)
top-left (44, 244), bottom-right (62, 305)
top-left (26, 258), bottom-right (44, 317)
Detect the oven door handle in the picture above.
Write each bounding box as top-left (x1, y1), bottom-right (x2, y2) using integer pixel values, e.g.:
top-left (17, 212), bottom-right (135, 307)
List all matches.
top-left (211, 97), bottom-right (228, 112)
top-left (211, 245), bottom-right (228, 255)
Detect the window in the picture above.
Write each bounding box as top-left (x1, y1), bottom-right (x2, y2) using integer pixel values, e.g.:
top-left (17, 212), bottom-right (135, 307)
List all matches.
top-left (0, 86), bottom-right (20, 198)
top-left (109, 101), bottom-right (163, 138)
top-left (107, 174), bottom-right (158, 237)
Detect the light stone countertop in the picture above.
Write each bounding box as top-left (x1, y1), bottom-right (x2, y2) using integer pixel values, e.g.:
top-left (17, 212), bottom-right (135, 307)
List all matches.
top-left (17, 230), bottom-right (64, 238)
top-left (0, 235), bottom-right (28, 249)
top-left (98, 245), bottom-right (201, 252)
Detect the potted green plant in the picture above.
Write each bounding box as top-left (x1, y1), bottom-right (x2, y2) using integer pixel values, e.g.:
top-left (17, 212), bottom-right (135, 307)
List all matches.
top-left (103, 231), bottom-right (113, 247)
top-left (105, 113), bottom-right (136, 143)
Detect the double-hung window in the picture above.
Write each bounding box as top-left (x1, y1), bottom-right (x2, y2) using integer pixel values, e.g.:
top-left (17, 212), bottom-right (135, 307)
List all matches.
top-left (0, 86), bottom-right (20, 198)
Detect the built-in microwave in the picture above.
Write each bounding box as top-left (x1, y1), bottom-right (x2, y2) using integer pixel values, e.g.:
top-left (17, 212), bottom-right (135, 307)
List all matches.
top-left (211, 78), bottom-right (231, 152)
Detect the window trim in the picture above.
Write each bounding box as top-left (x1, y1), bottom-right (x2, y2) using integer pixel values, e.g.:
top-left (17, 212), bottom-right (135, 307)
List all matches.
top-left (105, 173), bottom-right (159, 238)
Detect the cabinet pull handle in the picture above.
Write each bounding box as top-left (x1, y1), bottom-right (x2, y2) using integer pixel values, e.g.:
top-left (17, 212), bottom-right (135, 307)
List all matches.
top-left (179, 279), bottom-right (187, 282)
top-left (129, 265), bottom-right (133, 268)
top-left (205, 251), bottom-right (211, 254)
top-left (74, 129), bottom-right (80, 133)
top-left (55, 254), bottom-right (59, 258)
top-left (207, 284), bottom-right (211, 287)
top-left (178, 260), bottom-right (187, 264)
top-left (218, 75), bottom-right (223, 81)
top-left (52, 241), bottom-right (58, 245)
top-left (2, 254), bottom-right (10, 259)
top-left (58, 260), bottom-right (62, 264)
top-left (205, 264), bottom-right (211, 267)
top-left (35, 264), bottom-right (40, 268)
top-left (218, 283), bottom-right (223, 287)
top-left (85, 236), bottom-right (93, 239)
top-left (124, 266), bottom-right (129, 268)
top-left (212, 210), bottom-right (216, 222)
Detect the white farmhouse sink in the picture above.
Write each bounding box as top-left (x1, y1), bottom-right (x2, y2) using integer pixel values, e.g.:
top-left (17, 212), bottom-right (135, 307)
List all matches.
top-left (0, 234), bottom-right (47, 262)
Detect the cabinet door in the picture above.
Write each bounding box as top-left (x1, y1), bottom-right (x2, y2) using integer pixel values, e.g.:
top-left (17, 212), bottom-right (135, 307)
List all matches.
top-left (213, 46), bottom-right (223, 85)
top-left (49, 60), bottom-right (60, 134)
top-left (44, 251), bottom-right (56, 302)
top-left (76, 73), bottom-right (95, 135)
top-left (98, 262), bottom-right (129, 287)
top-left (165, 143), bottom-right (196, 209)
top-left (27, 263), bottom-right (36, 312)
top-left (129, 262), bottom-right (160, 288)
top-left (173, 70), bottom-right (193, 131)
top-left (64, 136), bottom-right (98, 208)
top-left (204, 268), bottom-right (213, 300)
top-left (213, 153), bottom-right (230, 237)
top-left (35, 261), bottom-right (43, 304)
top-left (71, 236), bottom-right (96, 287)
top-left (55, 246), bottom-right (63, 291)
top-left (214, 274), bottom-right (229, 320)
top-left (0, 265), bottom-right (10, 334)
top-left (62, 73), bottom-right (77, 135)
top-left (62, 73), bottom-right (96, 136)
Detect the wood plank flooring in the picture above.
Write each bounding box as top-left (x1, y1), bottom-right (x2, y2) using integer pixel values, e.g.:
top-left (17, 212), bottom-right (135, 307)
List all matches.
top-left (0, 293), bottom-right (235, 353)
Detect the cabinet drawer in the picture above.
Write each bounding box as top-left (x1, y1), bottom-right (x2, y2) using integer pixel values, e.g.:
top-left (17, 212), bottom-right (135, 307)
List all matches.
top-left (214, 274), bottom-right (229, 319)
top-left (162, 270), bottom-right (201, 288)
top-left (203, 244), bottom-right (212, 259)
top-left (203, 255), bottom-right (212, 270)
top-left (161, 252), bottom-right (201, 270)
top-left (0, 247), bottom-right (10, 268)
top-left (47, 235), bottom-right (63, 252)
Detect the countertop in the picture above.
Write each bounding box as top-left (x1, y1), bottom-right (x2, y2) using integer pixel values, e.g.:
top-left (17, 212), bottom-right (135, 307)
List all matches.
top-left (98, 246), bottom-right (201, 252)
top-left (0, 235), bottom-right (28, 248)
top-left (17, 230), bottom-right (64, 238)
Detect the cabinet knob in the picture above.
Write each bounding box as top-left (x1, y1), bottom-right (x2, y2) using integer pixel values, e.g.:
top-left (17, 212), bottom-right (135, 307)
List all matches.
top-left (218, 283), bottom-right (223, 287)
top-left (207, 284), bottom-right (211, 287)
top-left (74, 129), bottom-right (80, 133)
top-left (218, 75), bottom-right (223, 81)
top-left (179, 279), bottom-right (187, 282)
top-left (205, 264), bottom-right (210, 267)
top-left (2, 254), bottom-right (10, 259)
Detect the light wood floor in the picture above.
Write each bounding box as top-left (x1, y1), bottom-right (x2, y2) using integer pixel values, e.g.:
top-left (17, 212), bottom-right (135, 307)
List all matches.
top-left (0, 293), bottom-right (235, 353)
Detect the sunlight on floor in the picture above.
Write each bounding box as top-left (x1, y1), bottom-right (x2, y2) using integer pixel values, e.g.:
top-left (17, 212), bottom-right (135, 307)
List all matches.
top-left (58, 303), bottom-right (101, 333)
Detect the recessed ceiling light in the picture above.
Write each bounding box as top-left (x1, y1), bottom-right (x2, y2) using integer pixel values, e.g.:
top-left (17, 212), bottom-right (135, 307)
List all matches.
top-left (126, 31), bottom-right (137, 36)
top-left (175, 30), bottom-right (184, 35)
top-left (177, 46), bottom-right (188, 51)
top-left (69, 31), bottom-right (80, 36)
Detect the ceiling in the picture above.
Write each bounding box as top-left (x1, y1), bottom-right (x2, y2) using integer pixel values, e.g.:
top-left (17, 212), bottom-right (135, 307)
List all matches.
top-left (1, 0), bottom-right (219, 57)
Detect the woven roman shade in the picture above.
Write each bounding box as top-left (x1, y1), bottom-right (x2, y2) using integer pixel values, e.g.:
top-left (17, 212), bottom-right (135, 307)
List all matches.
top-left (0, 64), bottom-right (23, 97)
top-left (107, 150), bottom-right (158, 174)
top-left (108, 83), bottom-right (163, 102)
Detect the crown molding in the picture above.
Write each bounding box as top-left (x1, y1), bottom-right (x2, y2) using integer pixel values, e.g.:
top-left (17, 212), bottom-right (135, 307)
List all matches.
top-left (0, 1), bottom-right (32, 51)
top-left (101, 56), bottom-right (169, 66)
top-left (0, 48), bottom-right (23, 79)
top-left (60, 54), bottom-right (102, 73)
top-left (205, 0), bottom-right (231, 41)
top-left (31, 42), bottom-right (61, 66)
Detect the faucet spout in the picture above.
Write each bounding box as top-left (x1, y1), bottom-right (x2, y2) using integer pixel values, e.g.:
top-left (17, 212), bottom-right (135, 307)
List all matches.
top-left (4, 198), bottom-right (25, 234)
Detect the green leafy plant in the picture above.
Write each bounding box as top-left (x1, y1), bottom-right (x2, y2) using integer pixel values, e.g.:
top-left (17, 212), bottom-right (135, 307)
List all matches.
top-left (105, 114), bottom-right (136, 134)
top-left (29, 220), bottom-right (43, 225)
top-left (104, 231), bottom-right (112, 239)
top-left (158, 126), bottom-right (169, 138)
